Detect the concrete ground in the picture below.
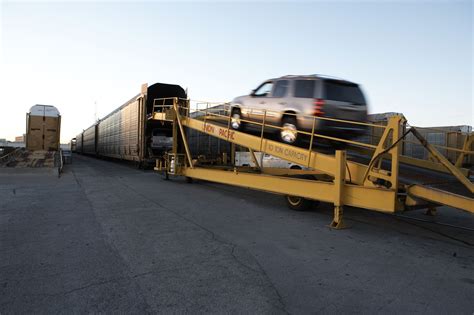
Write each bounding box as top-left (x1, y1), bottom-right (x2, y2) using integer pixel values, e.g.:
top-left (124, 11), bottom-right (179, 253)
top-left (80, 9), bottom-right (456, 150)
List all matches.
top-left (1, 154), bottom-right (473, 314)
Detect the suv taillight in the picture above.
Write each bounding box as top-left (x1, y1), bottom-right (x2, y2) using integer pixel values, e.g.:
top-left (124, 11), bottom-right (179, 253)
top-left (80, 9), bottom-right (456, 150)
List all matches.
top-left (314, 99), bottom-right (325, 116)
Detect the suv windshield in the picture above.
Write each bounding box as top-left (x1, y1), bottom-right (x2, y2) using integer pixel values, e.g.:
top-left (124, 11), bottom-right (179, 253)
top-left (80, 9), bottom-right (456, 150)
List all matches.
top-left (324, 80), bottom-right (366, 105)
top-left (253, 82), bottom-right (273, 97)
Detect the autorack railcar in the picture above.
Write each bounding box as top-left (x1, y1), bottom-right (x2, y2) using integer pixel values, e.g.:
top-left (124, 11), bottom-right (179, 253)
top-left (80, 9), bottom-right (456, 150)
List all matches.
top-left (75, 83), bottom-right (187, 166)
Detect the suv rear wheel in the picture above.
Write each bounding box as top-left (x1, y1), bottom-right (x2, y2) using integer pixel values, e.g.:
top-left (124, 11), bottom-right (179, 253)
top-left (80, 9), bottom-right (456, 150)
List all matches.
top-left (285, 195), bottom-right (314, 211)
top-left (280, 116), bottom-right (298, 144)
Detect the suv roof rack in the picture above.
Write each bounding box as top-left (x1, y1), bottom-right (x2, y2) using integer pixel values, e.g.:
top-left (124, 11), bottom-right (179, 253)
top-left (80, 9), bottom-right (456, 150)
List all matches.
top-left (312, 74), bottom-right (349, 81)
top-left (278, 74), bottom-right (354, 83)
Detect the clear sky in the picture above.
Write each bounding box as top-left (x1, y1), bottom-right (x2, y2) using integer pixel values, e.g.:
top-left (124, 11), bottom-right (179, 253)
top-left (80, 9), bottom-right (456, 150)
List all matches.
top-left (1, 0), bottom-right (472, 142)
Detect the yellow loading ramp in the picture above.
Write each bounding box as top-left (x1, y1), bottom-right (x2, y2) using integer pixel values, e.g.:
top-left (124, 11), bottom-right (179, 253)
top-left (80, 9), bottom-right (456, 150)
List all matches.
top-left (151, 98), bottom-right (473, 228)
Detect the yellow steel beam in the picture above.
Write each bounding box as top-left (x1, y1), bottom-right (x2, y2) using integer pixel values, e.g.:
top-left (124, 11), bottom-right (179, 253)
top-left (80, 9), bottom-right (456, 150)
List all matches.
top-left (330, 150), bottom-right (346, 228)
top-left (183, 116), bottom-right (370, 185)
top-left (261, 168), bottom-right (328, 177)
top-left (248, 148), bottom-right (261, 169)
top-left (363, 115), bottom-right (403, 191)
top-left (183, 167), bottom-right (399, 212)
top-left (455, 134), bottom-right (473, 168)
top-left (173, 100), bottom-right (194, 168)
top-left (406, 184), bottom-right (474, 213)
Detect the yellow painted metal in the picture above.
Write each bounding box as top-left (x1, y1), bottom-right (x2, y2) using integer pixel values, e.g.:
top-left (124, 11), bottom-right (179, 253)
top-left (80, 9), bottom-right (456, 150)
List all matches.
top-left (151, 98), bottom-right (472, 218)
top-left (183, 116), bottom-right (369, 184)
top-left (406, 184), bottom-right (473, 213)
top-left (455, 133), bottom-right (473, 168)
top-left (330, 150), bottom-right (346, 229)
top-left (261, 168), bottom-right (327, 176)
top-left (410, 128), bottom-right (473, 194)
top-left (363, 115), bottom-right (403, 194)
top-left (183, 167), bottom-right (399, 212)
top-left (248, 148), bottom-right (261, 169)
top-left (184, 167), bottom-right (335, 202)
top-left (152, 112), bottom-right (167, 121)
top-left (172, 99), bottom-right (194, 169)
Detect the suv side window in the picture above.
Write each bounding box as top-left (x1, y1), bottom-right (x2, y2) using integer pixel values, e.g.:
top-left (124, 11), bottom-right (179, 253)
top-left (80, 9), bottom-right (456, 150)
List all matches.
top-left (272, 80), bottom-right (289, 98)
top-left (253, 82), bottom-right (273, 97)
top-left (294, 80), bottom-right (316, 98)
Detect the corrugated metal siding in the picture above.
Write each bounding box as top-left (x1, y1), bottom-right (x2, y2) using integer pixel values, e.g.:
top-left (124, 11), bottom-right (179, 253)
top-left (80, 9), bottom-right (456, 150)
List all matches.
top-left (97, 98), bottom-right (141, 161)
top-left (75, 133), bottom-right (83, 153)
top-left (82, 125), bottom-right (96, 155)
top-left (187, 105), bottom-right (232, 159)
top-left (187, 127), bottom-right (233, 159)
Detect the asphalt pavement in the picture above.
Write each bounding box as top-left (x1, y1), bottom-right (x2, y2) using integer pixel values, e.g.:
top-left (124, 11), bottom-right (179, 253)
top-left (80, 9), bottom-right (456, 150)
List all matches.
top-left (1, 154), bottom-right (473, 314)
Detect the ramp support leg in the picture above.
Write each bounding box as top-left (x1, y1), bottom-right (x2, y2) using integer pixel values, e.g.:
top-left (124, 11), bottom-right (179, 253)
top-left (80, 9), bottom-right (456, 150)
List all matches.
top-left (330, 150), bottom-right (347, 229)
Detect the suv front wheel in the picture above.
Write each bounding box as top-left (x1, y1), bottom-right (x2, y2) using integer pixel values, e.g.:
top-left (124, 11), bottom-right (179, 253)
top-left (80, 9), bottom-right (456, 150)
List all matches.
top-left (280, 116), bottom-right (298, 144)
top-left (230, 108), bottom-right (244, 131)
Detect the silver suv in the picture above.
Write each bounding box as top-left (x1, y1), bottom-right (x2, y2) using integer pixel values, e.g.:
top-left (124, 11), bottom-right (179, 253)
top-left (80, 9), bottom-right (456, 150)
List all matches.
top-left (230, 75), bottom-right (368, 144)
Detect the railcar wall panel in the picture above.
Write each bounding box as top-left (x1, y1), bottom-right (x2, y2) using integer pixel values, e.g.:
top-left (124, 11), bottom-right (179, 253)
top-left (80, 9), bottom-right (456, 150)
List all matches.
top-left (82, 125), bottom-right (97, 155)
top-left (75, 133), bottom-right (83, 153)
top-left (97, 97), bottom-right (141, 161)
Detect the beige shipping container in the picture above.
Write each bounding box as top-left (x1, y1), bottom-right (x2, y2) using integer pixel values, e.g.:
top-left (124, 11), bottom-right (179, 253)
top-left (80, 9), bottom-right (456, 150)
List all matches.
top-left (26, 105), bottom-right (61, 151)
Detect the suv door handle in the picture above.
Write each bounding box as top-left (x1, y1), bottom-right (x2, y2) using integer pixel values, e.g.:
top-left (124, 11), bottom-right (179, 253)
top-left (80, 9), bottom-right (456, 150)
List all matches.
top-left (278, 102), bottom-right (286, 105)
top-left (259, 101), bottom-right (265, 104)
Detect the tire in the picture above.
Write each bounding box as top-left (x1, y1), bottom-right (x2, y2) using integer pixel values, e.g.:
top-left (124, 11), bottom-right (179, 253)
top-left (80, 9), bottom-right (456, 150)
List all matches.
top-left (280, 116), bottom-right (298, 145)
top-left (285, 195), bottom-right (315, 211)
top-left (230, 108), bottom-right (245, 131)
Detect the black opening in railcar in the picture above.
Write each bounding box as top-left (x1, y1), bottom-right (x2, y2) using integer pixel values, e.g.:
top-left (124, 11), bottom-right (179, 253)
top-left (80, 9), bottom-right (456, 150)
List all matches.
top-left (146, 82), bottom-right (187, 114)
top-left (144, 83), bottom-right (187, 157)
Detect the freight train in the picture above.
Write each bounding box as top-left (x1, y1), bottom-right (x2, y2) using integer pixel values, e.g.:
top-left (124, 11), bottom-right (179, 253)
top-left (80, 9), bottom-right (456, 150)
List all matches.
top-left (74, 82), bottom-right (232, 166)
top-left (74, 83), bottom-right (186, 167)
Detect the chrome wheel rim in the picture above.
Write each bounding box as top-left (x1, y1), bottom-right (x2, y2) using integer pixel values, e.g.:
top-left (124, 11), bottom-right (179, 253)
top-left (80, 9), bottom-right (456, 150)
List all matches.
top-left (231, 113), bottom-right (241, 129)
top-left (287, 196), bottom-right (302, 206)
top-left (281, 123), bottom-right (297, 143)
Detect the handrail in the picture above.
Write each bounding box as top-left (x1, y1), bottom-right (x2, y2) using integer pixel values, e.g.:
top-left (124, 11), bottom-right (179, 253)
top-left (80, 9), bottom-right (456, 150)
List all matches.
top-left (407, 124), bottom-right (472, 135)
top-left (156, 104), bottom-right (380, 150)
top-left (0, 147), bottom-right (22, 164)
top-left (186, 107), bottom-right (380, 149)
top-left (152, 99), bottom-right (474, 160)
